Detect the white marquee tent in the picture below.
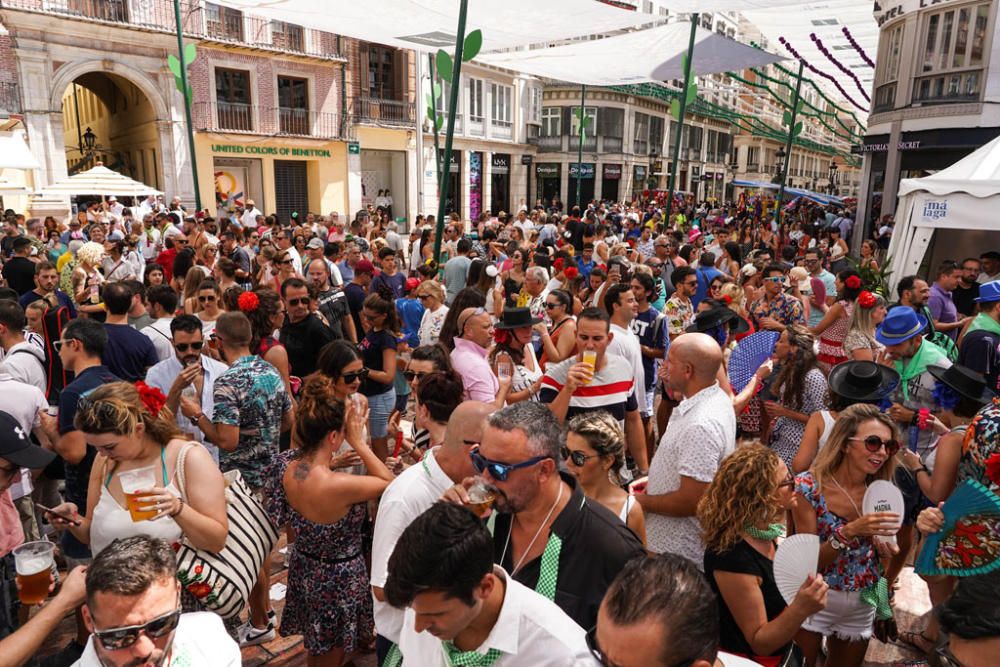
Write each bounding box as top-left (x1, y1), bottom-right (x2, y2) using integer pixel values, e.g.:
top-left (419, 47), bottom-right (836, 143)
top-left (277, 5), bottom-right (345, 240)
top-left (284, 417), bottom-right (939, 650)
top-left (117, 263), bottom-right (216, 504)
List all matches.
top-left (887, 134), bottom-right (1000, 292)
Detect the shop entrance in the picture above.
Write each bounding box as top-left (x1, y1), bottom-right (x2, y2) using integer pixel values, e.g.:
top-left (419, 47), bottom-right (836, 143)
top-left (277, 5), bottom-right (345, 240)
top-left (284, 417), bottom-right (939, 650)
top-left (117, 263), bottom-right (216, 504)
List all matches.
top-left (569, 163), bottom-right (595, 208)
top-left (274, 160), bottom-right (308, 221)
top-left (536, 163), bottom-right (560, 208)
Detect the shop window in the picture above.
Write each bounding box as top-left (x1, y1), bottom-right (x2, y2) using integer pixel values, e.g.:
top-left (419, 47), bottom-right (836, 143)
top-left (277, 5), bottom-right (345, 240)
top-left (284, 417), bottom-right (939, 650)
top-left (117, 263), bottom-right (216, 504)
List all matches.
top-left (490, 83), bottom-right (513, 128)
top-left (914, 2), bottom-right (989, 105)
top-left (215, 68), bottom-right (252, 131)
top-left (278, 76), bottom-right (309, 135)
top-left (633, 112), bottom-right (649, 155)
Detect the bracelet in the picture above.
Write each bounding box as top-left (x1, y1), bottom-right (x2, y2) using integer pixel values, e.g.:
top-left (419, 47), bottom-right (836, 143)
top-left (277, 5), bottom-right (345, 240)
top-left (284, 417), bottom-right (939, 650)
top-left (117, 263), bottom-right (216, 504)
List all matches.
top-left (834, 524), bottom-right (857, 547)
top-left (915, 466), bottom-right (930, 476)
top-left (170, 497), bottom-right (185, 518)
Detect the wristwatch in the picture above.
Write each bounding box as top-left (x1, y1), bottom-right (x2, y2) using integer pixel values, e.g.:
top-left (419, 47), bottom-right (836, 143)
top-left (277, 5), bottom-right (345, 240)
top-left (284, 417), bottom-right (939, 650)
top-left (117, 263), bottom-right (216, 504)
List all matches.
top-left (189, 413), bottom-right (204, 427)
top-left (829, 534), bottom-right (847, 551)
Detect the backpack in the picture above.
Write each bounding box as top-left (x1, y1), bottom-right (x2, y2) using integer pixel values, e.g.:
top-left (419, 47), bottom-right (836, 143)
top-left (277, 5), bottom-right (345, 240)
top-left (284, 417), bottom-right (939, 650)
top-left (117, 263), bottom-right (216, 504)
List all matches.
top-left (921, 306), bottom-right (959, 363)
top-left (39, 306), bottom-right (72, 403)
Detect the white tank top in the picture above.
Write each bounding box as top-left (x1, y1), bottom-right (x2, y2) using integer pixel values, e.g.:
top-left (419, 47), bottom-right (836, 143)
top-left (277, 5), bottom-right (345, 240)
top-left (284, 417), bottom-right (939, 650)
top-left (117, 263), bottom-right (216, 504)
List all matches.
top-left (618, 495), bottom-right (636, 523)
top-left (817, 410), bottom-right (836, 451)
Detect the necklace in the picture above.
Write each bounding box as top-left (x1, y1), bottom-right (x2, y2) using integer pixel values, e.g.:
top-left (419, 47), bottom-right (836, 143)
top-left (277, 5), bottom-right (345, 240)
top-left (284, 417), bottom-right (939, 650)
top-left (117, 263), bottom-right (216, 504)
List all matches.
top-left (830, 473), bottom-right (864, 517)
top-left (501, 482), bottom-right (564, 576)
top-left (743, 523), bottom-right (785, 541)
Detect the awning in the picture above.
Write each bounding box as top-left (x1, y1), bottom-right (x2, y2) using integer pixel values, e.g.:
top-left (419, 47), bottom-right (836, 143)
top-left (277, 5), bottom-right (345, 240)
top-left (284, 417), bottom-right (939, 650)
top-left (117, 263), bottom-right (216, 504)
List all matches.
top-left (786, 187), bottom-right (844, 206)
top-left (39, 164), bottom-right (162, 198)
top-left (215, 0), bottom-right (657, 53)
top-left (732, 180), bottom-right (779, 190)
top-left (477, 22), bottom-right (785, 86)
top-left (0, 178), bottom-right (33, 196)
top-left (0, 132), bottom-right (41, 170)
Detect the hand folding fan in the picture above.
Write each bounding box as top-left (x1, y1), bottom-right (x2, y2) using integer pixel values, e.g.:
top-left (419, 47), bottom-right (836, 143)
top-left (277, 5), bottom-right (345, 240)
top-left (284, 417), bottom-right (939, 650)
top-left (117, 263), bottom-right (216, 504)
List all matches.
top-left (773, 533), bottom-right (820, 605)
top-left (863, 480), bottom-right (905, 547)
top-left (915, 479), bottom-right (1000, 577)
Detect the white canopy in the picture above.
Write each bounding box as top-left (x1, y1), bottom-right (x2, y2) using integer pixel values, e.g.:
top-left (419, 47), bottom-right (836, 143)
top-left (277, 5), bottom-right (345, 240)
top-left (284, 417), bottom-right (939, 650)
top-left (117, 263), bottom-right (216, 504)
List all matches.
top-left (215, 0), bottom-right (656, 53)
top-left (888, 135), bottom-right (1000, 292)
top-left (39, 164), bottom-right (163, 198)
top-left (0, 178), bottom-right (33, 196)
top-left (477, 23), bottom-right (784, 86)
top-left (0, 132), bottom-right (42, 170)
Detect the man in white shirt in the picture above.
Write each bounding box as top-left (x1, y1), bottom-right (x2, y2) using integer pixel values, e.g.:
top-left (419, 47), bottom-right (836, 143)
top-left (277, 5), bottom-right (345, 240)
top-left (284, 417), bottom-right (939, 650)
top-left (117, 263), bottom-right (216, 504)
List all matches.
top-left (637, 333), bottom-right (735, 568)
top-left (73, 535), bottom-right (241, 667)
top-left (141, 285), bottom-right (177, 362)
top-left (384, 502), bottom-right (596, 666)
top-left (370, 401), bottom-right (492, 660)
top-left (144, 315), bottom-right (228, 463)
top-left (135, 195), bottom-right (157, 220)
top-left (241, 200), bottom-right (262, 230)
top-left (604, 283), bottom-right (646, 458)
top-left (0, 300), bottom-right (46, 392)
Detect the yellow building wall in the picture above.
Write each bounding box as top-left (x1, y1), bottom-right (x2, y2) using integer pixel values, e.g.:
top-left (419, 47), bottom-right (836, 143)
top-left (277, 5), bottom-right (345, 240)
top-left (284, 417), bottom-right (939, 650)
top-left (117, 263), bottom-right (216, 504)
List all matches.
top-left (355, 126), bottom-right (412, 152)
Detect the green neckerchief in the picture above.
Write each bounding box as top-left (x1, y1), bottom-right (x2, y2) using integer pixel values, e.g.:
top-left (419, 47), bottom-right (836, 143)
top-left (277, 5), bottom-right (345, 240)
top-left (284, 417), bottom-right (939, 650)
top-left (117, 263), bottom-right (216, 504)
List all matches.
top-left (441, 643), bottom-right (502, 667)
top-left (968, 312), bottom-right (1000, 337)
top-left (894, 339), bottom-right (949, 401)
top-left (383, 644), bottom-right (403, 667)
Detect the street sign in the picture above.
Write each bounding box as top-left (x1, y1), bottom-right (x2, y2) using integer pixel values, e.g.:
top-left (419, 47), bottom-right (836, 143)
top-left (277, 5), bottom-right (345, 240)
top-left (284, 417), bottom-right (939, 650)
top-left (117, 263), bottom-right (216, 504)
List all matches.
top-left (348, 142), bottom-right (360, 155)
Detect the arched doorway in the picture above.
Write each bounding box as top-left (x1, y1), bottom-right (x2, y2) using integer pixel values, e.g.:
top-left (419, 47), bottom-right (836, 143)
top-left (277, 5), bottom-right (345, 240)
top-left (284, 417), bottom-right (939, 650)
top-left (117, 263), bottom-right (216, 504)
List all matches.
top-left (60, 72), bottom-right (160, 188)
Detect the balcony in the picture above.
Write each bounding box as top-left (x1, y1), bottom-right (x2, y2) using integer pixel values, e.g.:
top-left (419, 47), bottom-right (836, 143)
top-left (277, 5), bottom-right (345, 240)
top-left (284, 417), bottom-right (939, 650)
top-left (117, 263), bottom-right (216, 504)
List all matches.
top-left (0, 82), bottom-right (21, 115)
top-left (912, 70), bottom-right (982, 106)
top-left (468, 115), bottom-right (485, 137)
top-left (0, 0), bottom-right (344, 60)
top-left (192, 102), bottom-right (343, 139)
top-left (353, 97), bottom-right (415, 127)
top-left (529, 136), bottom-right (563, 152)
top-left (490, 120), bottom-right (512, 141)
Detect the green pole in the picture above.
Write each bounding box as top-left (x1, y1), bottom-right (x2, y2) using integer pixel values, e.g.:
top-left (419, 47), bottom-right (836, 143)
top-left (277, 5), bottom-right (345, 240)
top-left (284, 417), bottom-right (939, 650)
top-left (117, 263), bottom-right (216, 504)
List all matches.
top-left (432, 0), bottom-right (468, 264)
top-left (575, 84), bottom-right (586, 208)
top-left (667, 13), bottom-right (697, 221)
top-left (173, 0), bottom-right (201, 211)
top-left (429, 53), bottom-right (442, 189)
top-left (775, 60), bottom-right (805, 221)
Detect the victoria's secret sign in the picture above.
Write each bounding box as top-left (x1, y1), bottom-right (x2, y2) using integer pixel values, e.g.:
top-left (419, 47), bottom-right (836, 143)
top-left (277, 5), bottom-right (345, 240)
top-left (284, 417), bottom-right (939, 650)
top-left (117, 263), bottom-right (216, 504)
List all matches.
top-left (850, 140), bottom-right (921, 154)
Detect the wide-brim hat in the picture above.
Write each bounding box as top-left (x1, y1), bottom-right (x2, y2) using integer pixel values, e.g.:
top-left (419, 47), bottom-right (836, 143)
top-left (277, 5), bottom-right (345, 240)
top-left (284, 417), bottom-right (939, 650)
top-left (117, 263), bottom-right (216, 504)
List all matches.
top-left (929, 363), bottom-right (995, 404)
top-left (496, 307), bottom-right (542, 329)
top-left (875, 307), bottom-right (928, 346)
top-left (686, 306), bottom-right (750, 335)
top-left (828, 361), bottom-right (900, 402)
top-left (0, 411), bottom-right (54, 469)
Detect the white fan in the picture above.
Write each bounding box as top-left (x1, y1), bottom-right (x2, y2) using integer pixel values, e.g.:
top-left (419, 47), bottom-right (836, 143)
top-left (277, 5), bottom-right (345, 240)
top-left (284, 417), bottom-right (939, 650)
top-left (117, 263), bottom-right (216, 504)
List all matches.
top-left (773, 533), bottom-right (820, 605)
top-left (863, 480), bottom-right (905, 547)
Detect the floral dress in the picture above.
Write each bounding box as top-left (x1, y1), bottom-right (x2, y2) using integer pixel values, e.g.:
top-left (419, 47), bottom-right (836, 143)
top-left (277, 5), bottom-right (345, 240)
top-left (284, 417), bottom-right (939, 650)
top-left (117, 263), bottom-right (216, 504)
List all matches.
top-left (817, 301), bottom-right (853, 369)
top-left (795, 472), bottom-right (880, 592)
top-left (262, 450), bottom-right (373, 656)
top-left (769, 368), bottom-right (828, 466)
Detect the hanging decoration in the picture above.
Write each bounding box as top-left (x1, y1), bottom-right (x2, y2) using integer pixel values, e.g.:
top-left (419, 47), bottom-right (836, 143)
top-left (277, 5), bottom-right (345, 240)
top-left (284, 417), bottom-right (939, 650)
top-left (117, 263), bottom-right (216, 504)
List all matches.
top-left (810, 33), bottom-right (871, 102)
top-left (842, 26), bottom-right (876, 69)
top-left (778, 37), bottom-right (870, 113)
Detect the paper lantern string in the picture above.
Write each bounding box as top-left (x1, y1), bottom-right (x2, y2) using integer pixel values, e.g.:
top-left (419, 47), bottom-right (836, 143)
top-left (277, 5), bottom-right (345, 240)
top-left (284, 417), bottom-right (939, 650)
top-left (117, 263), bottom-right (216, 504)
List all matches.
top-left (842, 26), bottom-right (876, 68)
top-left (810, 33), bottom-right (871, 102)
top-left (778, 37), bottom-right (870, 113)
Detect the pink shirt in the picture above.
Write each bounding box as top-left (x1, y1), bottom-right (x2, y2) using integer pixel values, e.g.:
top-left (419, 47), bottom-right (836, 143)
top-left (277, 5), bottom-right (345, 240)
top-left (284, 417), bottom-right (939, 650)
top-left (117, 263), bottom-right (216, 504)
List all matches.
top-left (0, 490), bottom-right (24, 556)
top-left (450, 337), bottom-right (499, 402)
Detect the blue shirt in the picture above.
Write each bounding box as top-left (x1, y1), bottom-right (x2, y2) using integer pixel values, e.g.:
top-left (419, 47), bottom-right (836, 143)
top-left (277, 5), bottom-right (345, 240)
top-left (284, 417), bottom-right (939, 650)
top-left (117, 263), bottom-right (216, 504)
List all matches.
top-left (102, 323), bottom-right (159, 382)
top-left (396, 297), bottom-right (425, 348)
top-left (576, 257), bottom-right (596, 281)
top-left (337, 260), bottom-right (355, 282)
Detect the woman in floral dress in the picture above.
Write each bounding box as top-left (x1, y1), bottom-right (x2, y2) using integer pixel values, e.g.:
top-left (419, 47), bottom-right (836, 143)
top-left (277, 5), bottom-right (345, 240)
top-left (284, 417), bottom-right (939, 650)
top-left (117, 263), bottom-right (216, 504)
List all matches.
top-left (263, 375), bottom-right (395, 666)
top-left (765, 325), bottom-right (829, 466)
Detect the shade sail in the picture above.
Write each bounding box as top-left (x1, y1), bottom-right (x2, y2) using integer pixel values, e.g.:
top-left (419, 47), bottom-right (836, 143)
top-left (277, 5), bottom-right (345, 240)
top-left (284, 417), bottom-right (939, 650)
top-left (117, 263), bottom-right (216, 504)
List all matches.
top-left (898, 134), bottom-right (1000, 199)
top-left (39, 164), bottom-right (162, 198)
top-left (477, 23), bottom-right (785, 86)
top-left (0, 132), bottom-right (42, 170)
top-left (215, 0), bottom-right (656, 53)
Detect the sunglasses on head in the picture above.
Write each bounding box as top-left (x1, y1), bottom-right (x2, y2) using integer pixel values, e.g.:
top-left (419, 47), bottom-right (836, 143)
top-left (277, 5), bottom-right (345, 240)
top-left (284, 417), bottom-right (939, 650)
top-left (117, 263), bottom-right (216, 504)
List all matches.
top-left (93, 606), bottom-right (181, 651)
top-left (561, 446), bottom-right (601, 467)
top-left (469, 448), bottom-right (550, 482)
top-left (286, 297), bottom-right (309, 307)
top-left (403, 369), bottom-right (429, 382)
top-left (341, 368), bottom-right (369, 384)
top-left (174, 341), bottom-right (204, 352)
top-left (850, 435), bottom-right (900, 455)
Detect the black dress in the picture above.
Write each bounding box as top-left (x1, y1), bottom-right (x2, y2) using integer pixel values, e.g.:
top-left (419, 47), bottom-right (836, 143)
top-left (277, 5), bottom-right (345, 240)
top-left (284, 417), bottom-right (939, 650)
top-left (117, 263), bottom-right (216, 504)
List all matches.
top-left (704, 539), bottom-right (789, 659)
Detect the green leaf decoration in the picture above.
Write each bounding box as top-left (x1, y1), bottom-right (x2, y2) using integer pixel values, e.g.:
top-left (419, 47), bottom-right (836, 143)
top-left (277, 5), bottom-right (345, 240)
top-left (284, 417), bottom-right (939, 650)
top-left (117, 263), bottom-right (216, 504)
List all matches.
top-left (796, 99), bottom-right (804, 114)
top-left (432, 81), bottom-right (442, 99)
top-left (426, 105), bottom-right (435, 121)
top-left (793, 121), bottom-right (803, 136)
top-left (434, 114), bottom-right (444, 131)
top-left (167, 53), bottom-right (182, 78)
top-left (670, 98), bottom-right (681, 120)
top-left (463, 29), bottom-right (482, 62)
top-left (183, 42), bottom-right (197, 65)
top-left (685, 84), bottom-right (697, 105)
top-left (436, 49), bottom-right (453, 83)
top-left (582, 115), bottom-right (592, 129)
top-left (782, 110), bottom-right (792, 126)
top-left (681, 53), bottom-right (689, 74)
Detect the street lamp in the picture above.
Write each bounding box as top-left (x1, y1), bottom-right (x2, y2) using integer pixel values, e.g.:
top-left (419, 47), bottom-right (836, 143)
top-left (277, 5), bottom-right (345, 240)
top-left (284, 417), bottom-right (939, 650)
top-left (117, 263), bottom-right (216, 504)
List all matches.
top-left (83, 127), bottom-right (96, 152)
top-left (648, 148), bottom-right (659, 190)
top-left (774, 146), bottom-right (786, 184)
top-left (828, 160), bottom-right (838, 195)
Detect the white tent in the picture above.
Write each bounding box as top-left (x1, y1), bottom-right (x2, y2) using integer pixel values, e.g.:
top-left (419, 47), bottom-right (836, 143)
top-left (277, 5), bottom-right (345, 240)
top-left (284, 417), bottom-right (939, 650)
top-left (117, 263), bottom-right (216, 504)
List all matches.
top-left (0, 131), bottom-right (41, 171)
top-left (887, 135), bottom-right (1000, 292)
top-left (38, 164), bottom-right (163, 198)
top-left (0, 178), bottom-right (33, 196)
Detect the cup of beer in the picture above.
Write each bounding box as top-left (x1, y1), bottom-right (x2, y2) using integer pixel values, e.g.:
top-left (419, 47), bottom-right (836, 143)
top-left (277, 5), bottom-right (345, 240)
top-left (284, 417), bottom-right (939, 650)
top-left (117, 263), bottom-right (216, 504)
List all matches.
top-left (119, 465), bottom-right (158, 522)
top-left (581, 350), bottom-right (597, 385)
top-left (13, 541), bottom-right (54, 605)
top-left (465, 479), bottom-right (495, 518)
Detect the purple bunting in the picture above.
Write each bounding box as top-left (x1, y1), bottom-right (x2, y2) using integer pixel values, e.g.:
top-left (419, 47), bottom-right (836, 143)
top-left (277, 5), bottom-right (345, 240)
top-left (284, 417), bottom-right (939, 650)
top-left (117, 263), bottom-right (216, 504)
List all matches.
top-left (778, 37), bottom-right (870, 113)
top-left (810, 33), bottom-right (871, 102)
top-left (842, 26), bottom-right (876, 68)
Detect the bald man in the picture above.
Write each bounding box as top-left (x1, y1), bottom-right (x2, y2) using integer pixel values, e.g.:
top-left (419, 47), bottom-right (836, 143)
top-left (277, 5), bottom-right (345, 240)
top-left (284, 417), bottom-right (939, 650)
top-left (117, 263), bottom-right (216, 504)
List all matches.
top-left (450, 307), bottom-right (511, 407)
top-left (371, 401), bottom-right (494, 660)
top-left (637, 333), bottom-right (737, 567)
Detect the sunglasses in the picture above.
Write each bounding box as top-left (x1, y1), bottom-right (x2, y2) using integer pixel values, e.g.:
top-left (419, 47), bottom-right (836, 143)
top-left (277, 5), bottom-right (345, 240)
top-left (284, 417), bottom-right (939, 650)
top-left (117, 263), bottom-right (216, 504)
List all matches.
top-left (544, 302), bottom-right (562, 310)
top-left (175, 239), bottom-right (189, 245)
top-left (764, 276), bottom-right (785, 283)
top-left (417, 294), bottom-right (432, 301)
top-left (94, 606), bottom-right (181, 651)
top-left (277, 259), bottom-right (293, 265)
top-left (403, 369), bottom-right (429, 382)
top-left (850, 435), bottom-right (900, 455)
top-left (286, 297), bottom-right (309, 307)
top-left (341, 368), bottom-right (369, 384)
top-left (173, 341), bottom-right (204, 352)
top-left (53, 338), bottom-right (77, 350)
top-left (469, 448), bottom-right (550, 482)
top-left (778, 473), bottom-right (796, 489)
top-left (197, 295), bottom-right (216, 303)
top-left (561, 446), bottom-right (601, 467)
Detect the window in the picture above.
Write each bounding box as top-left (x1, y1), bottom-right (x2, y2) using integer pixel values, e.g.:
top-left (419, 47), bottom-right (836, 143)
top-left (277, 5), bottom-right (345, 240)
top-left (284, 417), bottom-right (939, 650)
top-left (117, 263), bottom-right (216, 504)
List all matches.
top-left (528, 87), bottom-right (542, 124)
top-left (468, 78), bottom-right (484, 121)
top-left (633, 112), bottom-right (649, 154)
top-left (272, 21), bottom-right (304, 52)
top-left (204, 3), bottom-right (244, 41)
top-left (914, 2), bottom-right (989, 104)
top-left (368, 46), bottom-right (396, 99)
top-left (277, 76), bottom-right (308, 135)
top-left (541, 107), bottom-right (561, 137)
top-left (570, 106), bottom-right (597, 137)
top-left (648, 115), bottom-right (664, 155)
top-left (215, 68), bottom-right (252, 131)
top-left (491, 83), bottom-right (512, 126)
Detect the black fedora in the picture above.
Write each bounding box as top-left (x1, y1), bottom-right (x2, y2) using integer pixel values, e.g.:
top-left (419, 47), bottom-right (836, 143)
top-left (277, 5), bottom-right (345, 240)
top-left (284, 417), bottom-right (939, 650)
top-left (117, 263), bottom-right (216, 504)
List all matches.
top-left (686, 306), bottom-right (750, 335)
top-left (496, 307), bottom-right (543, 330)
top-left (828, 361), bottom-right (900, 402)
top-left (929, 363), bottom-right (995, 404)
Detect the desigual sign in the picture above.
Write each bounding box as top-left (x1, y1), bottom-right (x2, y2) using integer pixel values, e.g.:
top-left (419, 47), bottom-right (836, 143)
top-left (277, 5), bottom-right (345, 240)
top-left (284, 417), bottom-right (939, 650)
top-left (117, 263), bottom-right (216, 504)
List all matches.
top-left (211, 144), bottom-right (332, 158)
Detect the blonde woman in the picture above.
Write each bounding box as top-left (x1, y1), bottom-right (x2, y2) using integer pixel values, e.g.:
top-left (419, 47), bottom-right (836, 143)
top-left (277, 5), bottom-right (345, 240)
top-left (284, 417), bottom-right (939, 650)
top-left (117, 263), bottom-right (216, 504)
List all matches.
top-left (415, 280), bottom-right (448, 346)
top-left (563, 412), bottom-right (645, 544)
top-left (70, 241), bottom-right (105, 309)
top-left (842, 292), bottom-right (887, 362)
top-left (791, 403), bottom-right (901, 667)
top-left (700, 444), bottom-right (828, 665)
top-left (181, 266), bottom-right (206, 314)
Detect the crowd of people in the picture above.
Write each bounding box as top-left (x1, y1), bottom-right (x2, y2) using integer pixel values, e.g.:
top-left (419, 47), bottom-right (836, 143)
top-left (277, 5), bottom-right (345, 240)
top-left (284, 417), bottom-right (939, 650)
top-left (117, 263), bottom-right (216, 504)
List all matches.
top-left (0, 194), bottom-right (998, 667)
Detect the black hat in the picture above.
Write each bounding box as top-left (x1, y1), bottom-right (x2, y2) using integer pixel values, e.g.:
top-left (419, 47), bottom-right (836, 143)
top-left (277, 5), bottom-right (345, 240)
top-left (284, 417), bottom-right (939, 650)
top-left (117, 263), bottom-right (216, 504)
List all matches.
top-left (0, 411), bottom-right (55, 470)
top-left (686, 306), bottom-right (750, 335)
top-left (496, 307), bottom-right (543, 330)
top-left (929, 364), bottom-right (995, 405)
top-left (828, 361), bottom-right (900, 402)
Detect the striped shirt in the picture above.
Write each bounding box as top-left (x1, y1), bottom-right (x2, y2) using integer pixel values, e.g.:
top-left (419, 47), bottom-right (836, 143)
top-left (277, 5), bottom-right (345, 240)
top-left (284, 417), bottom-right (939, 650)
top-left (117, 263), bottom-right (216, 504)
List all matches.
top-left (539, 353), bottom-right (637, 424)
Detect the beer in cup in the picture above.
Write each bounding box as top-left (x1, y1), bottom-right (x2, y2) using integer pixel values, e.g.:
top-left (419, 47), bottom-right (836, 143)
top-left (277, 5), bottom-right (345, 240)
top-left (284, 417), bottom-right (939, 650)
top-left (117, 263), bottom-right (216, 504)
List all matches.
top-left (13, 541), bottom-right (53, 605)
top-left (119, 465), bottom-right (158, 522)
top-left (464, 479), bottom-right (495, 518)
top-left (581, 350), bottom-right (597, 385)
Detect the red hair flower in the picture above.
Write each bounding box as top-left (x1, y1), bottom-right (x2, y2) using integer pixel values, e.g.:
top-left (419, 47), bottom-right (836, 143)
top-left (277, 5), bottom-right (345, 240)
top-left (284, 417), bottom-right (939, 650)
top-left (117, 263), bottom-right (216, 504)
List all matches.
top-left (553, 258), bottom-right (565, 272)
top-left (858, 290), bottom-right (876, 309)
top-left (987, 452), bottom-right (1000, 488)
top-left (722, 294), bottom-right (733, 305)
top-left (237, 291), bottom-right (260, 313)
top-left (493, 328), bottom-right (512, 345)
top-left (564, 266), bottom-right (579, 280)
top-left (845, 275), bottom-right (862, 290)
top-left (135, 381), bottom-right (167, 417)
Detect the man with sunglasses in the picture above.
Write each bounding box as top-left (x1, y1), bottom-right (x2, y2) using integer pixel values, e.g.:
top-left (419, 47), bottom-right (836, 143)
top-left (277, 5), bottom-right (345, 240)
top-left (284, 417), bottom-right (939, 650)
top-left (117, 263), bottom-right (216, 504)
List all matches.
top-left (144, 315), bottom-right (227, 463)
top-left (748, 264), bottom-right (804, 332)
top-left (75, 535), bottom-right (240, 667)
top-left (279, 277), bottom-right (336, 378)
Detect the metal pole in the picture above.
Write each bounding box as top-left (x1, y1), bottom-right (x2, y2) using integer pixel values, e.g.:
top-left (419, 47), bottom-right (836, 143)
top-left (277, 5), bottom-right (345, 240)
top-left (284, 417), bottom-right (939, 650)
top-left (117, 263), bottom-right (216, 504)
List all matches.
top-left (775, 60), bottom-right (805, 222)
top-left (173, 0), bottom-right (201, 211)
top-left (526, 159), bottom-right (532, 212)
top-left (428, 53), bottom-right (442, 189)
top-left (667, 13), bottom-right (698, 223)
top-left (432, 0), bottom-right (468, 264)
top-left (575, 84), bottom-right (586, 208)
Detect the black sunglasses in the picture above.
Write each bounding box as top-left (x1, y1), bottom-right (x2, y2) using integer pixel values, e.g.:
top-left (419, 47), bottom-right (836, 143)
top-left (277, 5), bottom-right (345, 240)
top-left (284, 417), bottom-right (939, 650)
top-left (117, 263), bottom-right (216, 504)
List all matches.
top-left (277, 259), bottom-right (293, 265)
top-left (469, 448), bottom-right (550, 482)
top-left (173, 341), bottom-right (204, 352)
top-left (197, 295), bottom-right (216, 302)
top-left (850, 435), bottom-right (900, 456)
top-left (94, 606), bottom-right (181, 651)
top-left (341, 368), bottom-right (369, 384)
top-left (561, 446), bottom-right (601, 467)
top-left (286, 297), bottom-right (309, 307)
top-left (403, 370), bottom-right (429, 382)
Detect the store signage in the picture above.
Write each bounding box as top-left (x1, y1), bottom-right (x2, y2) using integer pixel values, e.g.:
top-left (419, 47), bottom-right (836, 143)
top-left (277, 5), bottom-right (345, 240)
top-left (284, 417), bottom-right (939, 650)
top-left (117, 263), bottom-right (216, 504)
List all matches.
top-left (569, 163), bottom-right (595, 179)
top-left (701, 173), bottom-right (714, 182)
top-left (348, 142), bottom-right (360, 154)
top-left (211, 144), bottom-right (332, 158)
top-left (603, 164), bottom-right (622, 180)
top-left (492, 154), bottom-right (510, 175)
top-left (715, 172), bottom-right (724, 180)
top-left (874, 0), bottom-right (964, 27)
top-left (850, 140), bottom-right (921, 154)
top-left (521, 154), bottom-right (534, 165)
top-left (634, 165), bottom-right (647, 178)
top-left (921, 199), bottom-right (948, 221)
top-left (536, 163), bottom-right (559, 177)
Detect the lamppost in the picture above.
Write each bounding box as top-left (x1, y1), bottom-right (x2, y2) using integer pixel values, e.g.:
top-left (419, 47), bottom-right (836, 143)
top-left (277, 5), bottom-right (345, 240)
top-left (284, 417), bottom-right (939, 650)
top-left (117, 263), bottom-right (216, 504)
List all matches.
top-left (727, 159), bottom-right (738, 203)
top-left (828, 160), bottom-right (838, 195)
top-left (648, 148), bottom-right (659, 192)
top-left (77, 127), bottom-right (100, 168)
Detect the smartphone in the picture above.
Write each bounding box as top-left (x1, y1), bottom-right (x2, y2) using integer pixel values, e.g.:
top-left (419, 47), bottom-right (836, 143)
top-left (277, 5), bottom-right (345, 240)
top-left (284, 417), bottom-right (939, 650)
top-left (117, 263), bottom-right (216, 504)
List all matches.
top-left (392, 431), bottom-right (404, 458)
top-left (35, 503), bottom-right (82, 527)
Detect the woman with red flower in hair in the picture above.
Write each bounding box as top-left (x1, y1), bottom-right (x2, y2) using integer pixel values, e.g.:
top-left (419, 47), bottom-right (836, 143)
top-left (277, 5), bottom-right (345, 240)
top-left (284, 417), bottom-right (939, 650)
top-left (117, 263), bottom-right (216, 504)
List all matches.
top-left (811, 270), bottom-right (865, 372)
top-left (490, 307), bottom-right (544, 403)
top-left (45, 381), bottom-right (228, 560)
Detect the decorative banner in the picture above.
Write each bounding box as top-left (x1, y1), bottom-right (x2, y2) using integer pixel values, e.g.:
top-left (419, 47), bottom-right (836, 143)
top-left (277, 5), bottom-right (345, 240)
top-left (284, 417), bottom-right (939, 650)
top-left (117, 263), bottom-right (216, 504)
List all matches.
top-left (778, 37), bottom-right (869, 113)
top-left (810, 32), bottom-right (871, 102)
top-left (469, 151), bottom-right (483, 221)
top-left (214, 166), bottom-right (247, 211)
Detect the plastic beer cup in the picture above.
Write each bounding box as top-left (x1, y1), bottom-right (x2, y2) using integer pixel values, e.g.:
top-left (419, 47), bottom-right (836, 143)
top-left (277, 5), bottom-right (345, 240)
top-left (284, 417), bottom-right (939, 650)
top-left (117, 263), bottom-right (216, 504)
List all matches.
top-left (464, 479), bottom-right (495, 518)
top-left (581, 350), bottom-right (597, 385)
top-left (13, 541), bottom-right (54, 605)
top-left (119, 465), bottom-right (158, 522)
